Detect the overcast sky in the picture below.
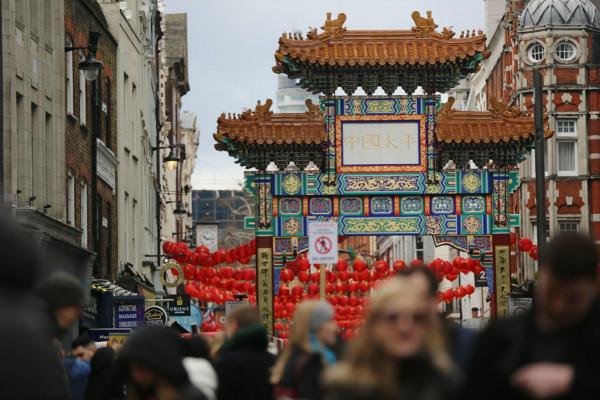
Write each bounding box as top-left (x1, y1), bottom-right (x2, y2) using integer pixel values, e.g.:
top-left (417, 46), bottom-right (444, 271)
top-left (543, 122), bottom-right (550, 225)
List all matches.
top-left (163, 0), bottom-right (486, 190)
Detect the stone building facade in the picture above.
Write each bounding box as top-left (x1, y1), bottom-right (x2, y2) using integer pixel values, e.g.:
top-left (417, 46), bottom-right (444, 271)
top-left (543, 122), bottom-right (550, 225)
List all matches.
top-left (65, 0), bottom-right (118, 280)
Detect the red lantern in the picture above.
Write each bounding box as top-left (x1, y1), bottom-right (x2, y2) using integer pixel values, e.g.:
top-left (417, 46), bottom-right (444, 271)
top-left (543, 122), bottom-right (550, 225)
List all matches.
top-left (280, 268), bottom-right (294, 283)
top-left (359, 281), bottom-right (370, 293)
top-left (335, 281), bottom-right (347, 294)
top-left (392, 260), bottom-right (407, 272)
top-left (335, 259), bottom-right (349, 272)
top-left (518, 238), bottom-right (533, 252)
top-left (429, 258), bottom-right (444, 272)
top-left (311, 272), bottom-right (320, 284)
top-left (510, 232), bottom-right (517, 245)
top-left (307, 283), bottom-right (319, 296)
top-left (353, 259), bottom-right (367, 272)
top-left (279, 285), bottom-right (290, 296)
top-left (326, 271), bottom-right (338, 284)
top-left (410, 259), bottom-right (424, 268)
top-left (529, 245), bottom-right (538, 260)
top-left (465, 284), bottom-right (475, 295)
top-left (446, 274), bottom-right (457, 282)
top-left (325, 283), bottom-right (334, 295)
top-left (338, 296), bottom-right (349, 306)
top-left (298, 258), bottom-right (310, 271)
top-left (292, 285), bottom-right (304, 296)
top-left (337, 270), bottom-right (350, 281)
top-left (349, 297), bottom-right (359, 307)
top-left (359, 270), bottom-right (370, 282)
top-left (374, 260), bottom-right (389, 273)
top-left (285, 303), bottom-right (295, 314)
top-left (347, 281), bottom-right (359, 293)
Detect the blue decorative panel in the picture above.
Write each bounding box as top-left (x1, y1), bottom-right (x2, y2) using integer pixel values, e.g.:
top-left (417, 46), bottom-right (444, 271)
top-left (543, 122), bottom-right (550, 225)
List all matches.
top-left (281, 174), bottom-right (303, 195)
top-left (401, 196), bottom-right (423, 215)
top-left (431, 196), bottom-right (454, 215)
top-left (370, 197), bottom-right (393, 215)
top-left (460, 215), bottom-right (484, 235)
top-left (280, 198), bottom-right (301, 215)
top-left (309, 198), bottom-right (332, 215)
top-left (340, 197), bottom-right (362, 215)
top-left (281, 217), bottom-right (303, 237)
top-left (462, 196), bottom-right (485, 214)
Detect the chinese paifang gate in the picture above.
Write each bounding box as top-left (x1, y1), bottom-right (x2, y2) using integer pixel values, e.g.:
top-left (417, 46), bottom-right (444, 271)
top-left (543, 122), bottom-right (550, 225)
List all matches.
top-left (213, 11), bottom-right (553, 334)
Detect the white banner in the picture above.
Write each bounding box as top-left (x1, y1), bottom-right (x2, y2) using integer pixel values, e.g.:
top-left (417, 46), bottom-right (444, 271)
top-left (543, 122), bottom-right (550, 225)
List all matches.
top-left (308, 222), bottom-right (338, 264)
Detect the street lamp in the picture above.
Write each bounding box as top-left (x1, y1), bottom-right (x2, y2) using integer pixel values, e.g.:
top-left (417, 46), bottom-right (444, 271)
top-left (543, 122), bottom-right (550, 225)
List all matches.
top-left (152, 146), bottom-right (180, 170)
top-left (173, 203), bottom-right (187, 221)
top-left (65, 31), bottom-right (104, 81)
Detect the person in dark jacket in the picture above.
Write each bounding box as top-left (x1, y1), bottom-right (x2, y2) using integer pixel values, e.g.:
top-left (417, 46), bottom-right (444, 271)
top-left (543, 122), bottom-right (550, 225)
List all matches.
top-left (0, 217), bottom-right (71, 399)
top-left (464, 233), bottom-right (600, 400)
top-left (271, 301), bottom-right (339, 400)
top-left (324, 278), bottom-right (457, 400)
top-left (119, 326), bottom-right (207, 400)
top-left (214, 305), bottom-right (276, 400)
top-left (86, 345), bottom-right (126, 400)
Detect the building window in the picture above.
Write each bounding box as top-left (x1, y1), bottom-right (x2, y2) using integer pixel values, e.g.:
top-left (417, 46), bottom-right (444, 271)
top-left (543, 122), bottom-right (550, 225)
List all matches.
top-left (556, 119), bottom-right (577, 176)
top-left (105, 78), bottom-right (111, 149)
top-left (131, 83), bottom-right (136, 153)
top-left (67, 170), bottom-right (74, 226)
top-left (132, 200), bottom-right (137, 267)
top-left (528, 43), bottom-right (545, 63)
top-left (96, 195), bottom-right (102, 264)
top-left (532, 221), bottom-right (550, 243)
top-left (79, 51), bottom-right (86, 125)
top-left (66, 36), bottom-right (74, 114)
top-left (555, 42), bottom-right (576, 62)
top-left (81, 179), bottom-right (88, 247)
top-left (106, 203), bottom-right (111, 274)
top-left (559, 221), bottom-right (579, 233)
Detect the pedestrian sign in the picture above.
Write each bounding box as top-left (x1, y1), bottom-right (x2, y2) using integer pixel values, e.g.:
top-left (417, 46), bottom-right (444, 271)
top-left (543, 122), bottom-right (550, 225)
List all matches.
top-left (308, 222), bottom-right (338, 264)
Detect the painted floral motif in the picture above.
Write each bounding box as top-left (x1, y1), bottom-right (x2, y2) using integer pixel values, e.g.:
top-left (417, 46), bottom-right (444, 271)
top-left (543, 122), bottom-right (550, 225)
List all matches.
top-left (371, 197), bottom-right (393, 214)
top-left (343, 175), bottom-right (420, 192)
top-left (344, 217), bottom-right (420, 234)
top-left (425, 215), bottom-right (443, 235)
top-left (283, 217), bottom-right (302, 236)
top-left (282, 174), bottom-right (302, 195)
top-left (401, 197), bottom-right (423, 214)
top-left (463, 196), bottom-right (484, 213)
top-left (462, 215), bottom-right (482, 234)
top-left (310, 198), bottom-right (332, 215)
top-left (340, 198), bottom-right (362, 215)
top-left (461, 172), bottom-right (481, 193)
top-left (280, 198), bottom-right (301, 215)
top-left (431, 196), bottom-right (454, 214)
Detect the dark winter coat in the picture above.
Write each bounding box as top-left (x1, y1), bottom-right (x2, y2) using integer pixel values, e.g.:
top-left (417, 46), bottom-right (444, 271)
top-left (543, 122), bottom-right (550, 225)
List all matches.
top-left (277, 345), bottom-right (326, 400)
top-left (325, 355), bottom-right (458, 400)
top-left (86, 346), bottom-right (125, 399)
top-left (214, 323), bottom-right (276, 400)
top-left (464, 300), bottom-right (600, 400)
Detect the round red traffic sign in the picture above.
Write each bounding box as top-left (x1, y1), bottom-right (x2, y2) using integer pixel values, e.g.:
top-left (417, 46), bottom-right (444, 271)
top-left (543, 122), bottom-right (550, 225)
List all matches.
top-left (315, 236), bottom-right (332, 254)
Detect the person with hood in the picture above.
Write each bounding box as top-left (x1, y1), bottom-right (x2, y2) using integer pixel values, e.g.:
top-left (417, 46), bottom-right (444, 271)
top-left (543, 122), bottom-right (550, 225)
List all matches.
top-left (182, 336), bottom-right (218, 400)
top-left (324, 278), bottom-right (457, 400)
top-left (0, 216), bottom-right (71, 399)
top-left (119, 326), bottom-right (207, 400)
top-left (271, 301), bottom-right (339, 400)
top-left (214, 305), bottom-right (275, 400)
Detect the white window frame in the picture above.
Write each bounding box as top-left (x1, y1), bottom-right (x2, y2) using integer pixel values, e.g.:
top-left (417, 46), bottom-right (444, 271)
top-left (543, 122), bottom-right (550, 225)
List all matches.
top-left (528, 43), bottom-right (545, 63)
top-left (66, 36), bottom-right (74, 115)
top-left (80, 178), bottom-right (88, 247)
top-left (79, 51), bottom-right (86, 125)
top-left (556, 119), bottom-right (578, 176)
top-left (554, 41), bottom-right (576, 62)
top-left (558, 221), bottom-right (579, 234)
top-left (67, 169), bottom-right (75, 226)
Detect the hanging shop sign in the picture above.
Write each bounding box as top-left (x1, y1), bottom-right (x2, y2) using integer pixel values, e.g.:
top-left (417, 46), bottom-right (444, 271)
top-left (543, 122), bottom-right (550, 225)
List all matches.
top-left (167, 294), bottom-right (191, 316)
top-left (160, 263), bottom-right (184, 287)
top-left (144, 305), bottom-right (168, 327)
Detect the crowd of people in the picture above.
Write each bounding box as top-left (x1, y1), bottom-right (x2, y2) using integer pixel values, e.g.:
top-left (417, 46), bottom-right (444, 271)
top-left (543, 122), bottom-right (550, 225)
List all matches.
top-left (1, 213), bottom-right (600, 399)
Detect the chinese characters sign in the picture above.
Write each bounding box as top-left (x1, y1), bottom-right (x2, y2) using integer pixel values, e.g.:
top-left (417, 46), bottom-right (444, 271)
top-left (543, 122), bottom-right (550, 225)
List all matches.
top-left (494, 245), bottom-right (511, 318)
top-left (335, 115), bottom-right (426, 173)
top-left (256, 248), bottom-right (274, 335)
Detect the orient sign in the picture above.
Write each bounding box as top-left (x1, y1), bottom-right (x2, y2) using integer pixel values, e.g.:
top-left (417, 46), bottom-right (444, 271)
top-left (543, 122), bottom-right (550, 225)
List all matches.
top-left (144, 305), bottom-right (167, 327)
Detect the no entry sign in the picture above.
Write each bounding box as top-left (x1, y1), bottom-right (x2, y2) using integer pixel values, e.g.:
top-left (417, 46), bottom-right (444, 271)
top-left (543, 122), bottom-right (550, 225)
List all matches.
top-left (308, 222), bottom-right (338, 264)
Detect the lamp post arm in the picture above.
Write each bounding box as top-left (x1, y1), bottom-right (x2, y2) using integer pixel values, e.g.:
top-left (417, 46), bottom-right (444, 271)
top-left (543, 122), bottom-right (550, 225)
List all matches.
top-left (64, 46), bottom-right (88, 53)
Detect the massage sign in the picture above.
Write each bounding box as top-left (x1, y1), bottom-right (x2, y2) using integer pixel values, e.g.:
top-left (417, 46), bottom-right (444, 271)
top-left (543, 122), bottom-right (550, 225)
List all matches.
top-left (144, 305), bottom-right (168, 327)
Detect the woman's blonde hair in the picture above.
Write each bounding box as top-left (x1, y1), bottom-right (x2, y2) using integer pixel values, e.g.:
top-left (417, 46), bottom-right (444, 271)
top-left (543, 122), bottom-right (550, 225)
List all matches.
top-left (270, 300), bottom-right (324, 384)
top-left (326, 277), bottom-right (452, 396)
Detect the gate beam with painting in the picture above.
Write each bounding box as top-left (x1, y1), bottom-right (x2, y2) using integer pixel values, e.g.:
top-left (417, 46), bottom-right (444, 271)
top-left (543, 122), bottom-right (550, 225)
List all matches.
top-left (214, 11), bottom-right (550, 333)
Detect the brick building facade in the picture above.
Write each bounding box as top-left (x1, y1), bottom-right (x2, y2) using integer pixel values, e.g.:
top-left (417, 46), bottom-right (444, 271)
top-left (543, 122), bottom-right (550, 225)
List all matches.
top-left (65, 0), bottom-right (118, 279)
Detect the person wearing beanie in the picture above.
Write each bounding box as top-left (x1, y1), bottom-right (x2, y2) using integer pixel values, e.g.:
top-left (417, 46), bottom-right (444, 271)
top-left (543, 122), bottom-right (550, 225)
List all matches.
top-left (272, 300), bottom-right (339, 400)
top-left (213, 306), bottom-right (275, 400)
top-left (37, 270), bottom-right (85, 337)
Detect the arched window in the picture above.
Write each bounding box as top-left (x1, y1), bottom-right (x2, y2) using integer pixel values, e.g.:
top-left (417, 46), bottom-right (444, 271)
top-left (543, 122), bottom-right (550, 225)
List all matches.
top-left (66, 35), bottom-right (74, 114)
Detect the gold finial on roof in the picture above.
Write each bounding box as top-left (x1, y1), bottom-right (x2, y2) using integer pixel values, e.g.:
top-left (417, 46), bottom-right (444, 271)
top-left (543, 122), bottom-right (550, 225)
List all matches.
top-left (439, 97), bottom-right (456, 119)
top-left (478, 29), bottom-right (483, 35)
top-left (460, 31), bottom-right (465, 38)
top-left (254, 99), bottom-right (273, 120)
top-left (321, 12), bottom-right (347, 38)
top-left (411, 11), bottom-right (438, 37)
top-left (489, 96), bottom-right (508, 118)
top-left (442, 27), bottom-right (455, 39)
top-left (307, 27), bottom-right (318, 40)
top-left (305, 99), bottom-right (323, 120)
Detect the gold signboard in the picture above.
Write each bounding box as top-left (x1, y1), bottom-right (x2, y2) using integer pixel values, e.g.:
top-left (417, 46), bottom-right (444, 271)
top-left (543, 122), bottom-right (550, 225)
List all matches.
top-left (159, 263), bottom-right (184, 287)
top-left (494, 245), bottom-right (511, 318)
top-left (256, 248), bottom-right (273, 335)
